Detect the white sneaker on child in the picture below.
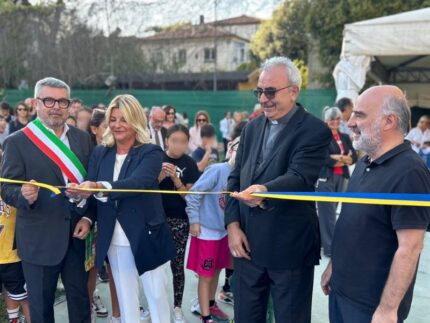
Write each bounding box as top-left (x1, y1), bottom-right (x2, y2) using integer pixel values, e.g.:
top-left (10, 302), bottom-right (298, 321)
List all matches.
top-left (173, 306), bottom-right (186, 323)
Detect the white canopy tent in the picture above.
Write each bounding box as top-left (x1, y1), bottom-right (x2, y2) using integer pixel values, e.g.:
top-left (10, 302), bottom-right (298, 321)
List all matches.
top-left (333, 8), bottom-right (430, 107)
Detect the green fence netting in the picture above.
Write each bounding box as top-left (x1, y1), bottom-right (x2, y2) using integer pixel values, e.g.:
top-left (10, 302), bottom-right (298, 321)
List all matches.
top-left (2, 89), bottom-right (336, 139)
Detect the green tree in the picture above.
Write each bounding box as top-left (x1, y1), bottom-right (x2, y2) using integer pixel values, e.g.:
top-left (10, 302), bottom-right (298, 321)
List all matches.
top-left (249, 0), bottom-right (310, 63)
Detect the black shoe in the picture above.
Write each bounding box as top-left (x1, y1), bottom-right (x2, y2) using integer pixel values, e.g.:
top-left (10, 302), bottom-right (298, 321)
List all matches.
top-left (98, 266), bottom-right (109, 282)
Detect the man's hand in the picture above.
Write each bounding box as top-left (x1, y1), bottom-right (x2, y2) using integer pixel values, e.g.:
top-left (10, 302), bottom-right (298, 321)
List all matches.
top-left (73, 218), bottom-right (91, 239)
top-left (190, 223), bottom-right (201, 237)
top-left (231, 184), bottom-right (267, 208)
top-left (227, 222), bottom-right (251, 260)
top-left (21, 180), bottom-right (39, 205)
top-left (321, 261), bottom-right (332, 295)
top-left (371, 306), bottom-right (397, 323)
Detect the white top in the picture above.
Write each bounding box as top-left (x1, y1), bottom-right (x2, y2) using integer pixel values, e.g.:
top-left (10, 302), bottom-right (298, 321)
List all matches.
top-left (405, 127), bottom-right (430, 153)
top-left (110, 154), bottom-right (130, 246)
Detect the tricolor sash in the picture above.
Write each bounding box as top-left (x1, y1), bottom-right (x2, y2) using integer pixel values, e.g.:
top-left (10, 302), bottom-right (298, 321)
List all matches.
top-left (22, 118), bottom-right (87, 184)
top-left (23, 119), bottom-right (95, 270)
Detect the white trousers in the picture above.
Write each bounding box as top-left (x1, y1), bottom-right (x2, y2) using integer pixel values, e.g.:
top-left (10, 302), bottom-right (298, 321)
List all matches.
top-left (107, 244), bottom-right (171, 323)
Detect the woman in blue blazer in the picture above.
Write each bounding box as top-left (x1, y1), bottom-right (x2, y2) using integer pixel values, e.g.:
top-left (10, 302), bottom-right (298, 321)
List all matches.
top-left (70, 94), bottom-right (175, 323)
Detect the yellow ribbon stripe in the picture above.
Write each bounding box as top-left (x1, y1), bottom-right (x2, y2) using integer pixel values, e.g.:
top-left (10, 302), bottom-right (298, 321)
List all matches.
top-left (0, 178), bottom-right (61, 195)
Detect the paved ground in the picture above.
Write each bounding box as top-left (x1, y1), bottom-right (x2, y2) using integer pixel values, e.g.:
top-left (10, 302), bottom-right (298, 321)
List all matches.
top-left (55, 234), bottom-right (430, 322)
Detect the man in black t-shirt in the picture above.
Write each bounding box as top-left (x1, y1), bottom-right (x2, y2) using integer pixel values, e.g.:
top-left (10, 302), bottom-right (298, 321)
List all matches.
top-left (321, 85), bottom-right (430, 323)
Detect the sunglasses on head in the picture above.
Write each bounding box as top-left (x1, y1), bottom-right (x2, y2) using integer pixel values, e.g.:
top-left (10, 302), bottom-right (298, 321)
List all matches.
top-left (253, 85), bottom-right (293, 100)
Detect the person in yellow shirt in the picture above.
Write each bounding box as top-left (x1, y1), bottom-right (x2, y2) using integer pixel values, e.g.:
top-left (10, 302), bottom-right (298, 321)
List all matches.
top-left (0, 197), bottom-right (31, 323)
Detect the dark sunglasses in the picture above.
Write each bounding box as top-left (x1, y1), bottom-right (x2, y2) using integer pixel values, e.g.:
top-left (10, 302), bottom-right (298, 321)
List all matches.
top-left (253, 85), bottom-right (293, 100)
top-left (197, 118), bottom-right (207, 122)
top-left (166, 112), bottom-right (176, 115)
top-left (37, 97), bottom-right (71, 109)
top-left (17, 108), bottom-right (28, 112)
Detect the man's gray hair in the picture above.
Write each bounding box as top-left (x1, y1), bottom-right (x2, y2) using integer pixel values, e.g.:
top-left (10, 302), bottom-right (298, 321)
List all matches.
top-left (261, 56), bottom-right (302, 90)
top-left (34, 77), bottom-right (71, 98)
top-left (381, 95), bottom-right (411, 135)
top-left (322, 106), bottom-right (342, 122)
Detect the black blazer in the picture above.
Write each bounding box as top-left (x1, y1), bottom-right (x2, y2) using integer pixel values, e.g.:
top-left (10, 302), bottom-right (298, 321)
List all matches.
top-left (225, 106), bottom-right (332, 270)
top-left (318, 132), bottom-right (357, 179)
top-left (1, 126), bottom-right (94, 266)
top-left (87, 144), bottom-right (176, 275)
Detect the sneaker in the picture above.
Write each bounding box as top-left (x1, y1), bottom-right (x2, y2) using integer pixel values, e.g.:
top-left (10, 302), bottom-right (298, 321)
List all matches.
top-left (173, 307), bottom-right (186, 323)
top-left (190, 298), bottom-right (201, 315)
top-left (140, 307), bottom-right (151, 323)
top-left (209, 303), bottom-right (229, 321)
top-left (108, 316), bottom-right (121, 323)
top-left (200, 318), bottom-right (215, 323)
top-left (92, 294), bottom-right (108, 317)
top-left (217, 289), bottom-right (234, 306)
top-left (8, 319), bottom-right (19, 323)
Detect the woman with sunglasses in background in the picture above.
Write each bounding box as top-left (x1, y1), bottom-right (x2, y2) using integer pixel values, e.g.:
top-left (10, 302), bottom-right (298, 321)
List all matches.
top-left (163, 105), bottom-right (176, 129)
top-left (189, 111), bottom-right (217, 153)
top-left (9, 102), bottom-right (30, 134)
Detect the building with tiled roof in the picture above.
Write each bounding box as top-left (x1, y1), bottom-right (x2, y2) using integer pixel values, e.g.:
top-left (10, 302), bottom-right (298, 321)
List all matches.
top-left (138, 15), bottom-right (261, 75)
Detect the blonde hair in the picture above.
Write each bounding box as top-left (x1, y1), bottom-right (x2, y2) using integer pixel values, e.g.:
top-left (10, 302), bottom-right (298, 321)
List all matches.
top-left (103, 94), bottom-right (151, 147)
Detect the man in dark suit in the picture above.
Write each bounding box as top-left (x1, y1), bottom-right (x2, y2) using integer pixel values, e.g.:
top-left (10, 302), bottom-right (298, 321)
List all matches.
top-left (225, 56), bottom-right (332, 322)
top-left (1, 77), bottom-right (94, 323)
top-left (149, 106), bottom-right (167, 150)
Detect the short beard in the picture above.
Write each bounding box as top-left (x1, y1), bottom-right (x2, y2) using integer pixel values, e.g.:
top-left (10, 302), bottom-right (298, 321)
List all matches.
top-left (352, 120), bottom-right (382, 158)
top-left (42, 116), bottom-right (66, 130)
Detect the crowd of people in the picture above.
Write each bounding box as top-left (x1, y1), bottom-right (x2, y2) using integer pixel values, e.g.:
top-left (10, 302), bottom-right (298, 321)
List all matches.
top-left (0, 55), bottom-right (429, 323)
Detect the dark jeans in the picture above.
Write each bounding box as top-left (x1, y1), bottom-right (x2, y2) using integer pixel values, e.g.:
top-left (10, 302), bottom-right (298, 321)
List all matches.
top-left (329, 291), bottom-right (404, 323)
top-left (233, 257), bottom-right (314, 323)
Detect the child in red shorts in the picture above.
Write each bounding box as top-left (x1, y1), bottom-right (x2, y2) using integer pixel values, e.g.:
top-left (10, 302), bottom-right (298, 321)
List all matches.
top-left (186, 137), bottom-right (240, 323)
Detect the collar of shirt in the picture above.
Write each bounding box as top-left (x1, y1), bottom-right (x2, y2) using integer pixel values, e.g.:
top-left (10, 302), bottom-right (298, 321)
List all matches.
top-left (268, 104), bottom-right (299, 125)
top-left (365, 141), bottom-right (410, 166)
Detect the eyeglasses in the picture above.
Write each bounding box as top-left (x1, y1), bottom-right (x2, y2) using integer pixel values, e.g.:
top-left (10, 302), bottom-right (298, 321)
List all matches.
top-left (17, 108), bottom-right (28, 112)
top-left (37, 97), bottom-right (71, 109)
top-left (253, 85), bottom-right (293, 100)
top-left (197, 118), bottom-right (207, 123)
top-left (166, 112), bottom-right (176, 115)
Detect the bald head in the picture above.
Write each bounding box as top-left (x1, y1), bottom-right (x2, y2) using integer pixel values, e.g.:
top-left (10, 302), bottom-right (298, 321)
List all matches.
top-left (150, 106), bottom-right (165, 130)
top-left (349, 85), bottom-right (410, 159)
top-left (356, 85), bottom-right (410, 135)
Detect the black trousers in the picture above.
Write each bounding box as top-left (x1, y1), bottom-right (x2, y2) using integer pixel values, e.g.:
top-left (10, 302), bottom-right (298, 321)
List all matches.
top-left (233, 257), bottom-right (314, 323)
top-left (22, 242), bottom-right (90, 323)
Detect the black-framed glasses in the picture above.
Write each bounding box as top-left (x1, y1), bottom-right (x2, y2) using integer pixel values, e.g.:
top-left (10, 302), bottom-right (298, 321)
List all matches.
top-left (197, 118), bottom-right (207, 123)
top-left (37, 97), bottom-right (71, 109)
top-left (253, 85), bottom-right (293, 100)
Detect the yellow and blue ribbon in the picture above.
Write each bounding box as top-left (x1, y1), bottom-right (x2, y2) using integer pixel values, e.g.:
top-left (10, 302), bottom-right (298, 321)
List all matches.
top-left (1, 178), bottom-right (429, 207)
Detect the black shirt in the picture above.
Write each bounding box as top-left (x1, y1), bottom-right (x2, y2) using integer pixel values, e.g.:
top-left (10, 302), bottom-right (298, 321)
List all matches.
top-left (331, 142), bottom-right (430, 320)
top-left (159, 153), bottom-right (200, 219)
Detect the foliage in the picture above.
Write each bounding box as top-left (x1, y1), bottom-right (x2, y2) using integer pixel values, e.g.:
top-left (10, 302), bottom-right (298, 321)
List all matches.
top-left (294, 59), bottom-right (308, 89)
top-left (249, 0), bottom-right (309, 64)
top-left (236, 61), bottom-right (258, 72)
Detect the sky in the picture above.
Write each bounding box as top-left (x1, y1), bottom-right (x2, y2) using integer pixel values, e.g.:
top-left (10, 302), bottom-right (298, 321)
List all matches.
top-left (29, 0), bottom-right (282, 37)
